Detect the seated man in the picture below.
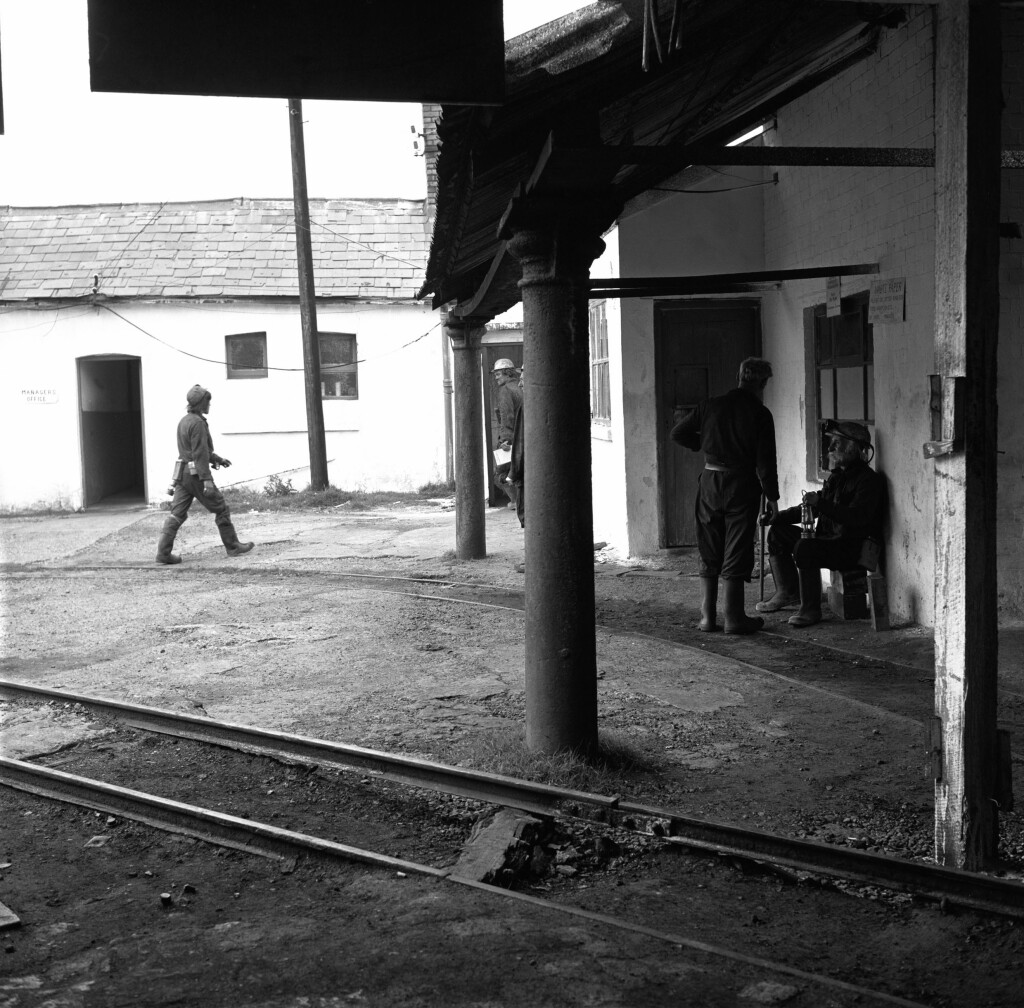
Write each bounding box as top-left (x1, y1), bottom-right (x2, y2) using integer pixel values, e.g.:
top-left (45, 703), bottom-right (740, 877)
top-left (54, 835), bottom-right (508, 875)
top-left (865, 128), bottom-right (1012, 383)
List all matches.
top-left (757, 420), bottom-right (886, 627)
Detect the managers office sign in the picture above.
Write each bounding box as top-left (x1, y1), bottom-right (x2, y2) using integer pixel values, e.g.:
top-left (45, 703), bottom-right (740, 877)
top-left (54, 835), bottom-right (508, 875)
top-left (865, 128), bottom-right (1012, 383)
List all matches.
top-left (22, 388), bottom-right (58, 404)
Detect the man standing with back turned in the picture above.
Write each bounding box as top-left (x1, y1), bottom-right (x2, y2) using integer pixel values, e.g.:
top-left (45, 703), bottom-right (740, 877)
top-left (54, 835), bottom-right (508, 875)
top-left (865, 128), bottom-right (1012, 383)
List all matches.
top-left (155, 384), bottom-right (255, 565)
top-left (671, 358), bottom-right (779, 634)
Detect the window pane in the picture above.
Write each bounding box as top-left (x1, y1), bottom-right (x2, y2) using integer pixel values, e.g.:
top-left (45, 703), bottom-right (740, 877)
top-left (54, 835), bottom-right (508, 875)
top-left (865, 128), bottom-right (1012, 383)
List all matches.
top-left (815, 316), bottom-right (832, 364)
top-left (225, 332), bottom-right (267, 379)
top-left (833, 310), bottom-right (863, 361)
top-left (819, 367), bottom-right (834, 418)
top-left (318, 332), bottom-right (357, 399)
top-left (835, 366), bottom-right (864, 419)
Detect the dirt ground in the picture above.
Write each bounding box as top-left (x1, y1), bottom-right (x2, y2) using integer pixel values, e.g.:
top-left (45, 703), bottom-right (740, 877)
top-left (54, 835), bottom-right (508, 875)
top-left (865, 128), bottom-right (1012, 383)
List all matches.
top-left (2, 500), bottom-right (1024, 1008)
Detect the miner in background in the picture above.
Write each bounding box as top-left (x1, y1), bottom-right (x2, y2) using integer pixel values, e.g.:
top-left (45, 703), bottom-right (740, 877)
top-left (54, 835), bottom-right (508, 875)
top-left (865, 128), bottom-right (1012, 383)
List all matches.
top-left (670, 358), bottom-right (779, 634)
top-left (491, 358), bottom-right (522, 510)
top-left (155, 384), bottom-right (255, 565)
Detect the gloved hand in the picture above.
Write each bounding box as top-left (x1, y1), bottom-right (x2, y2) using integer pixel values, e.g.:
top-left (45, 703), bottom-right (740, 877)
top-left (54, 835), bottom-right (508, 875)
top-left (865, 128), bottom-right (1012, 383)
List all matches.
top-left (219, 458), bottom-right (232, 468)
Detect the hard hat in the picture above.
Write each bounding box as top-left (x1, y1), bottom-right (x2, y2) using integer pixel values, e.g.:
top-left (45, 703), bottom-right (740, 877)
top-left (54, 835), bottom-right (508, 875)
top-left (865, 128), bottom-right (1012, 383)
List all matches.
top-left (824, 419), bottom-right (871, 447)
top-left (492, 358), bottom-right (516, 372)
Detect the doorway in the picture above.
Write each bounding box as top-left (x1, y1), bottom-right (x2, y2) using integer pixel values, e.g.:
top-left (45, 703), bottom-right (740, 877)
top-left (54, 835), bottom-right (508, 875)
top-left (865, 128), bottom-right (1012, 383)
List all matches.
top-left (78, 356), bottom-right (146, 507)
top-left (656, 301), bottom-right (761, 546)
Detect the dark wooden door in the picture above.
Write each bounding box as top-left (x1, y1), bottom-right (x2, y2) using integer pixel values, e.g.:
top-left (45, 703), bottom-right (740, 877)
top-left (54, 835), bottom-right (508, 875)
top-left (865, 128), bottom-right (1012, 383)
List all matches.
top-left (656, 303), bottom-right (760, 546)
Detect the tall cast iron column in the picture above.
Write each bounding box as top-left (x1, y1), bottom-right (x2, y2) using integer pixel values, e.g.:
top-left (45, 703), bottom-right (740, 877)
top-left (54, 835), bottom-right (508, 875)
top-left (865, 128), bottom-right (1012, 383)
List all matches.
top-left (446, 315), bottom-right (487, 559)
top-left (505, 202), bottom-right (605, 756)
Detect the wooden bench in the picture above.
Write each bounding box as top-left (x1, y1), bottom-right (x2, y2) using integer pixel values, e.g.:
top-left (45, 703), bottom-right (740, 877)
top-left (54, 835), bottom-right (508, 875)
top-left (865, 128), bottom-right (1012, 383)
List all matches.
top-left (827, 569), bottom-right (890, 630)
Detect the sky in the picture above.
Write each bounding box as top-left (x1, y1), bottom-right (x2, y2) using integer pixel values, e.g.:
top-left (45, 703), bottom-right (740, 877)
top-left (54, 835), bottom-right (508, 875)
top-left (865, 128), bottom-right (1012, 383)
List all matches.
top-left (0, 1), bottom-right (590, 207)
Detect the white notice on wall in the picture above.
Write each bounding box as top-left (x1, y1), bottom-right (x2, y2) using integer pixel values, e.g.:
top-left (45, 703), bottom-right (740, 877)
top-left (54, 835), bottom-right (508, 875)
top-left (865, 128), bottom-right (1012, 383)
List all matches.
top-left (21, 388), bottom-right (59, 404)
top-left (826, 276), bottom-right (841, 317)
top-left (868, 277), bottom-right (906, 324)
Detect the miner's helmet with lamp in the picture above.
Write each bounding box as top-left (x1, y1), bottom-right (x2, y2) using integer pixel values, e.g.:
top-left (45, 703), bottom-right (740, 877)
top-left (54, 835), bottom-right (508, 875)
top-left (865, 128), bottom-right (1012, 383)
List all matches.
top-left (820, 418), bottom-right (874, 467)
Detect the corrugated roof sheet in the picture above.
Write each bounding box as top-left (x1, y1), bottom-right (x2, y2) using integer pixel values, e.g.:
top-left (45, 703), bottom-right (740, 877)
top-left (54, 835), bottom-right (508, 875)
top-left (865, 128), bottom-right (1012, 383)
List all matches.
top-left (0, 197), bottom-right (429, 301)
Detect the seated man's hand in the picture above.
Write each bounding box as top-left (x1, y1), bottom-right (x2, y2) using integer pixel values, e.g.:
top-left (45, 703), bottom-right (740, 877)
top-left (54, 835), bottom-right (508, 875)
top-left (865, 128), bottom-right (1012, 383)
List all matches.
top-left (803, 491), bottom-right (821, 509)
top-left (759, 500), bottom-right (779, 525)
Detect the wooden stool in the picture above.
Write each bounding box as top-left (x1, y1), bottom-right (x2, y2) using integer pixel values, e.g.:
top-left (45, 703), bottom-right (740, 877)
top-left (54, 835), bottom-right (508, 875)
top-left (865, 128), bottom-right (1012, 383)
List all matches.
top-left (827, 569), bottom-right (868, 619)
top-left (827, 569), bottom-right (890, 630)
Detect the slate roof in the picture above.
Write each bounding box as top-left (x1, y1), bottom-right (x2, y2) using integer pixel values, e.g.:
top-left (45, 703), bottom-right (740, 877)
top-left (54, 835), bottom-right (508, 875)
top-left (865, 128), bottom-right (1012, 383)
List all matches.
top-left (0, 197), bottom-right (429, 302)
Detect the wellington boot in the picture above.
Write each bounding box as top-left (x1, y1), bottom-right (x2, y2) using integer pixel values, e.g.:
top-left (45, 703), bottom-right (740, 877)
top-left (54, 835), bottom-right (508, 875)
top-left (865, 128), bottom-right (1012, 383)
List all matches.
top-left (697, 577), bottom-right (720, 632)
top-left (788, 568), bottom-right (823, 627)
top-left (755, 554), bottom-right (801, 612)
top-left (723, 577), bottom-right (763, 635)
top-left (225, 541), bottom-right (255, 557)
top-left (155, 533), bottom-right (181, 565)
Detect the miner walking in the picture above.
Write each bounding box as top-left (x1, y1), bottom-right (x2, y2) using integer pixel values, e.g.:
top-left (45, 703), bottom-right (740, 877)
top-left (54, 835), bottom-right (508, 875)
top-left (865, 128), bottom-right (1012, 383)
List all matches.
top-left (156, 384), bottom-right (255, 565)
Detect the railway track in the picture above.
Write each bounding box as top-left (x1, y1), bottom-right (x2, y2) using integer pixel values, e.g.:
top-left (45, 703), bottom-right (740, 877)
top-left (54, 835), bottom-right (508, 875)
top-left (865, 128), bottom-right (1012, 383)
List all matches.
top-left (3, 677), bottom-right (1023, 924)
top-left (0, 682), bottom-right (950, 1008)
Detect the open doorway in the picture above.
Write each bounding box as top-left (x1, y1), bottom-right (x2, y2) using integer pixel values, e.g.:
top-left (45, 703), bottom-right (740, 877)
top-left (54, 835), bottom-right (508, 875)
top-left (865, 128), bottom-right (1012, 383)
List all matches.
top-left (78, 356), bottom-right (146, 507)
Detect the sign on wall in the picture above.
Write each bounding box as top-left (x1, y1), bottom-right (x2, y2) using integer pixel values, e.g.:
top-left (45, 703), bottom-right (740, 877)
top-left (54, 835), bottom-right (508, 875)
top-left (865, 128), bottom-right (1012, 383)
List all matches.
top-left (826, 276), bottom-right (841, 317)
top-left (868, 277), bottom-right (907, 324)
top-left (21, 388), bottom-right (59, 404)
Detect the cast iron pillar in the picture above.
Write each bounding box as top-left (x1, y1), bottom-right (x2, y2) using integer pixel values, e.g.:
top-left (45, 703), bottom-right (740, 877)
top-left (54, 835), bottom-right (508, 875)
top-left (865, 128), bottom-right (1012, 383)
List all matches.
top-left (446, 315), bottom-right (487, 560)
top-left (505, 203), bottom-right (606, 756)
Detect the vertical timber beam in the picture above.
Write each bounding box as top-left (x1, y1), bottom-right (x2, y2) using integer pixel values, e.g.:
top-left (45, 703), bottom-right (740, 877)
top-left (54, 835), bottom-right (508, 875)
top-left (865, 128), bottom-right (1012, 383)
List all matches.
top-left (446, 314), bottom-right (487, 560)
top-left (504, 199), bottom-right (606, 756)
top-left (932, 0), bottom-right (1002, 869)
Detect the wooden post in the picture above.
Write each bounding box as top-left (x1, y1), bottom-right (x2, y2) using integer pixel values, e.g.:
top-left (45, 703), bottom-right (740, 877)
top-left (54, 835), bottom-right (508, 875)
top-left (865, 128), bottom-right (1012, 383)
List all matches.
top-left (446, 316), bottom-right (487, 560)
top-left (288, 98), bottom-right (329, 491)
top-left (504, 201), bottom-right (606, 757)
top-left (931, 0), bottom-right (1002, 870)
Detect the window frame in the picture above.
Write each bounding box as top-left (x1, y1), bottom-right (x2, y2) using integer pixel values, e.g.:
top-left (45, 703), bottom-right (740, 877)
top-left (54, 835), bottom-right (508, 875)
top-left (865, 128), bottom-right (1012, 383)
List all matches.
top-left (808, 291), bottom-right (874, 477)
top-left (318, 331), bottom-right (358, 401)
top-left (224, 331), bottom-right (268, 380)
top-left (589, 299), bottom-right (611, 424)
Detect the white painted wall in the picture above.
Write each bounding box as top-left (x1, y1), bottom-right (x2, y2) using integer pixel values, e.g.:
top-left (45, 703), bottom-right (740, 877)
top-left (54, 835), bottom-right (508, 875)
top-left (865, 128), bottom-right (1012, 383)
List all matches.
top-left (0, 297), bottom-right (446, 510)
top-left (762, 10), bottom-right (937, 627)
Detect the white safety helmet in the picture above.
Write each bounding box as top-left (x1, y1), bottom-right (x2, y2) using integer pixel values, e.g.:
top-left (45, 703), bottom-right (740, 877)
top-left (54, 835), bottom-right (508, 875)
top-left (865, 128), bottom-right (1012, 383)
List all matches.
top-left (492, 358), bottom-right (516, 372)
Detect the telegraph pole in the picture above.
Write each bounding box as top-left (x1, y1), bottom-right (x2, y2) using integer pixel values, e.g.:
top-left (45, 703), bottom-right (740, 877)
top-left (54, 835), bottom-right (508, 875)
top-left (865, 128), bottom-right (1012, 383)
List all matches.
top-left (288, 97), bottom-right (329, 490)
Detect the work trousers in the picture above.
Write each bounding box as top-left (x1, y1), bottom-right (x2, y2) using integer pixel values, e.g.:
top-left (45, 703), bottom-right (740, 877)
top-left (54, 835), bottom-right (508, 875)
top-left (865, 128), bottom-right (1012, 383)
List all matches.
top-left (162, 475), bottom-right (238, 546)
top-left (694, 469), bottom-right (761, 580)
top-left (766, 522), bottom-right (864, 572)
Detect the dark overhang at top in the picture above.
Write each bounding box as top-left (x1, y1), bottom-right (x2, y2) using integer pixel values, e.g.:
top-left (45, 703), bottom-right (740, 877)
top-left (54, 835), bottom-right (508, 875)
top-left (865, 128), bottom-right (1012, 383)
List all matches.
top-left (86, 0), bottom-right (505, 105)
top-left (420, 0), bottom-right (908, 319)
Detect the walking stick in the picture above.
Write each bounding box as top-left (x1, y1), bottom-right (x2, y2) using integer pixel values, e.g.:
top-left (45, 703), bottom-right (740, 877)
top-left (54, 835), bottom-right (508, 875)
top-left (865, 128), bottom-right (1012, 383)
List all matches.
top-left (758, 494), bottom-right (767, 603)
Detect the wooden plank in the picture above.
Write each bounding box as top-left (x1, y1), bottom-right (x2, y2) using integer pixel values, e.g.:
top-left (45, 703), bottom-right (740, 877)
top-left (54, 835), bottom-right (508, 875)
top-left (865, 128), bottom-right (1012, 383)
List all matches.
top-left (931, 0), bottom-right (1002, 870)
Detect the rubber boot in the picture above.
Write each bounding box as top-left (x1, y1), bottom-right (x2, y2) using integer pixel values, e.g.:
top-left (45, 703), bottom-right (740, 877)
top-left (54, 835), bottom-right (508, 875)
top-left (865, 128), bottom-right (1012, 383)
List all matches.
top-left (155, 533), bottom-right (181, 565)
top-left (697, 577), bottom-right (720, 632)
top-left (788, 568), bottom-right (823, 627)
top-left (723, 577), bottom-right (763, 635)
top-left (219, 520), bottom-right (254, 557)
top-left (755, 554), bottom-right (801, 613)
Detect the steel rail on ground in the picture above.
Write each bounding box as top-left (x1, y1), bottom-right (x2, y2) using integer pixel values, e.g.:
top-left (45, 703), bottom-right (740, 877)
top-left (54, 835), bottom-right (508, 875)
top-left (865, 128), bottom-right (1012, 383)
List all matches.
top-left (0, 754), bottom-right (931, 1008)
top-left (3, 677), bottom-right (1024, 919)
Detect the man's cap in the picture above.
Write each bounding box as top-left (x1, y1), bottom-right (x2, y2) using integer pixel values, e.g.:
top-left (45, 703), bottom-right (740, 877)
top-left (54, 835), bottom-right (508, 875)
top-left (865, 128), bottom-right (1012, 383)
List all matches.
top-left (492, 358), bottom-right (516, 372)
top-left (826, 419), bottom-right (871, 447)
top-left (186, 384), bottom-right (212, 407)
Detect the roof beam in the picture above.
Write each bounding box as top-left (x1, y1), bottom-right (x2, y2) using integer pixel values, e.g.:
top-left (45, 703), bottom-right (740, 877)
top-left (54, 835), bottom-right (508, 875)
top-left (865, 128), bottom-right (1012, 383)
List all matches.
top-left (589, 263), bottom-right (879, 298)
top-left (571, 145), bottom-right (1024, 170)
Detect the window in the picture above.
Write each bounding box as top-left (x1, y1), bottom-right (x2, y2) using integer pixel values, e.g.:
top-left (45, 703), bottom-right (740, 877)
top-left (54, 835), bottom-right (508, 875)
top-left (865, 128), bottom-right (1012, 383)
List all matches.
top-left (813, 291), bottom-right (874, 467)
top-left (589, 300), bottom-right (611, 422)
top-left (319, 332), bottom-right (358, 399)
top-left (225, 332), bottom-right (268, 379)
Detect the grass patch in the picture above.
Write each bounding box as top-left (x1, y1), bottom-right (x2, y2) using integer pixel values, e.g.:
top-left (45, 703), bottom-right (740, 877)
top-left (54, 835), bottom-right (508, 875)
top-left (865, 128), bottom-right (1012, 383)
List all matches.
top-left (223, 479), bottom-right (455, 513)
top-left (441, 726), bottom-right (658, 796)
